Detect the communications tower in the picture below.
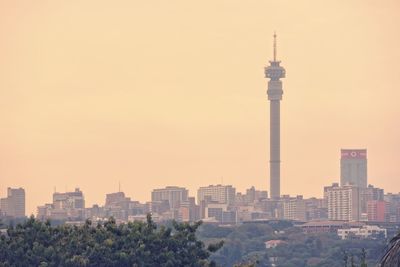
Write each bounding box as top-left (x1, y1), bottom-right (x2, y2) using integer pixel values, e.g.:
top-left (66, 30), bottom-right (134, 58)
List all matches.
top-left (265, 33), bottom-right (286, 199)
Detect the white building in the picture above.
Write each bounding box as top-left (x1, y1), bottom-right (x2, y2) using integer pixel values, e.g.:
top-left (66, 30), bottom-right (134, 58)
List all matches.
top-left (265, 240), bottom-right (287, 249)
top-left (325, 183), bottom-right (360, 221)
top-left (337, 225), bottom-right (387, 239)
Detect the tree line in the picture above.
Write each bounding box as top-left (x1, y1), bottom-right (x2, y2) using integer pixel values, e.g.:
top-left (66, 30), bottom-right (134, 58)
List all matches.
top-left (0, 215), bottom-right (223, 267)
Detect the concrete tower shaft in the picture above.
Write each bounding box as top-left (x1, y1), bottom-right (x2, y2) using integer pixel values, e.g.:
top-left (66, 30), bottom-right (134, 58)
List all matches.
top-left (264, 33), bottom-right (285, 199)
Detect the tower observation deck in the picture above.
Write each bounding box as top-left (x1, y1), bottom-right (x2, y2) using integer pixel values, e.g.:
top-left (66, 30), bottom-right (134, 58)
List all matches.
top-left (265, 33), bottom-right (286, 199)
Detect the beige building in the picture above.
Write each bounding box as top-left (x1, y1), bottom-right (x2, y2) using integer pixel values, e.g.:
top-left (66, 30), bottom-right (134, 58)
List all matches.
top-left (0, 188), bottom-right (25, 218)
top-left (282, 195), bottom-right (306, 221)
top-left (37, 188), bottom-right (85, 221)
top-left (197, 184), bottom-right (236, 205)
top-left (325, 183), bottom-right (360, 221)
top-left (151, 186), bottom-right (188, 210)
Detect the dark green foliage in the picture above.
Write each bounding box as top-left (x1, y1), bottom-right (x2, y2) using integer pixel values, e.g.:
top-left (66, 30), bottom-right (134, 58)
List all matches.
top-left (360, 248), bottom-right (367, 267)
top-left (343, 250), bottom-right (349, 267)
top-left (197, 222), bottom-right (386, 267)
top-left (380, 232), bottom-right (400, 266)
top-left (0, 215), bottom-right (221, 267)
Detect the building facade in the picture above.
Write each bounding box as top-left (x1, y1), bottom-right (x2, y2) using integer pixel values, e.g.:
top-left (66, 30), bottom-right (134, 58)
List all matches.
top-left (37, 188), bottom-right (85, 221)
top-left (197, 185), bottom-right (236, 205)
top-left (151, 186), bottom-right (189, 210)
top-left (337, 225), bottom-right (387, 240)
top-left (325, 183), bottom-right (360, 221)
top-left (282, 195), bottom-right (306, 221)
top-left (367, 200), bottom-right (389, 222)
top-left (0, 188), bottom-right (25, 218)
top-left (340, 149), bottom-right (367, 188)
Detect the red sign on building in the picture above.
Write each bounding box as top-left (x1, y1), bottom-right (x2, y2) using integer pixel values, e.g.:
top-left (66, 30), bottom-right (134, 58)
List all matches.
top-left (341, 149), bottom-right (367, 159)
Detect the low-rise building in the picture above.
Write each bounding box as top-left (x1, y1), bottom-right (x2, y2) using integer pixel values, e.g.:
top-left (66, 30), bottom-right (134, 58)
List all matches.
top-left (299, 220), bottom-right (364, 234)
top-left (337, 225), bottom-right (387, 240)
top-left (265, 240), bottom-right (287, 249)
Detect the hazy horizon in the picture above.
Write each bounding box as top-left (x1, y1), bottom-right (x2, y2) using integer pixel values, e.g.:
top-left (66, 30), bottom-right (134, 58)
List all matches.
top-left (1, 0), bottom-right (400, 215)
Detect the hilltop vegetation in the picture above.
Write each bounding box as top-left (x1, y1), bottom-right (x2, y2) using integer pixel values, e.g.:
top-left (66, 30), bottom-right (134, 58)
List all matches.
top-left (197, 222), bottom-right (387, 267)
top-left (0, 217), bottom-right (395, 266)
top-left (0, 215), bottom-right (223, 267)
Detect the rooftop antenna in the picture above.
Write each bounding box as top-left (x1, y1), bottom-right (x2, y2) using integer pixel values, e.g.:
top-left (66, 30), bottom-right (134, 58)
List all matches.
top-left (273, 31), bottom-right (277, 62)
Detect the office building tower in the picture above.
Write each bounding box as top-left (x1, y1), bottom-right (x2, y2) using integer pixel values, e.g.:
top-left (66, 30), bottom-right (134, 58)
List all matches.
top-left (325, 183), bottom-right (360, 221)
top-left (197, 184), bottom-right (236, 205)
top-left (53, 188), bottom-right (85, 210)
top-left (340, 149), bottom-right (367, 188)
top-left (282, 195), bottom-right (306, 221)
top-left (367, 200), bottom-right (389, 222)
top-left (0, 188), bottom-right (25, 218)
top-left (151, 186), bottom-right (189, 210)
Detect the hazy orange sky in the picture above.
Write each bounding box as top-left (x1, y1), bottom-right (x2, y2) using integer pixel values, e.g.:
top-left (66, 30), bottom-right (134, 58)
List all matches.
top-left (1, 0), bottom-right (399, 215)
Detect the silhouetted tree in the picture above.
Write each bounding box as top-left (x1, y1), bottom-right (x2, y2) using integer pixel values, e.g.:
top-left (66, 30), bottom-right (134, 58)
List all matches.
top-left (380, 232), bottom-right (400, 266)
top-left (360, 248), bottom-right (367, 267)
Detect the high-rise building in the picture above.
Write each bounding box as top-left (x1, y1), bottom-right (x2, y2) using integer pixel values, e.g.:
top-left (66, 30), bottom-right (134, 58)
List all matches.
top-left (304, 197), bottom-right (328, 221)
top-left (282, 195), bottom-right (306, 221)
top-left (37, 188), bottom-right (85, 221)
top-left (265, 33), bottom-right (286, 199)
top-left (384, 193), bottom-right (400, 223)
top-left (0, 188), bottom-right (25, 218)
top-left (53, 188), bottom-right (85, 210)
top-left (367, 200), bottom-right (389, 222)
top-left (104, 192), bottom-right (132, 220)
top-left (178, 197), bottom-right (200, 222)
top-left (197, 185), bottom-right (236, 205)
top-left (359, 184), bottom-right (384, 214)
top-left (151, 186), bottom-right (189, 210)
top-left (105, 192), bottom-right (132, 209)
top-left (340, 149), bottom-right (367, 188)
top-left (325, 183), bottom-right (360, 221)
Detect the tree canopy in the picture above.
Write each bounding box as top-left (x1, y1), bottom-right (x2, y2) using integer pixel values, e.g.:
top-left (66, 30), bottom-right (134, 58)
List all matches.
top-left (0, 215), bottom-right (223, 267)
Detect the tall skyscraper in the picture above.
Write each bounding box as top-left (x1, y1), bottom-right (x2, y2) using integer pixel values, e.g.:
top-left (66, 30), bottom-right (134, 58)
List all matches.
top-left (340, 149), bottom-right (367, 188)
top-left (265, 33), bottom-right (286, 199)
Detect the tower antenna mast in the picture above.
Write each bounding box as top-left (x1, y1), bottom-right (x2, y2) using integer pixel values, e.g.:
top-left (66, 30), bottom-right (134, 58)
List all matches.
top-left (273, 32), bottom-right (277, 62)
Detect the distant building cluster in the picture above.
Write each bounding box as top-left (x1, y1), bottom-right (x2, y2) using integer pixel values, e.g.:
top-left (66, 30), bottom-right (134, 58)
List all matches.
top-left (323, 149), bottom-right (400, 223)
top-left (37, 188), bottom-right (85, 221)
top-left (1, 148), bottom-right (400, 241)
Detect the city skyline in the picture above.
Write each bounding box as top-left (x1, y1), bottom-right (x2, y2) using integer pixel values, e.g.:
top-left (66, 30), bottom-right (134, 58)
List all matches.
top-left (1, 0), bottom-right (400, 215)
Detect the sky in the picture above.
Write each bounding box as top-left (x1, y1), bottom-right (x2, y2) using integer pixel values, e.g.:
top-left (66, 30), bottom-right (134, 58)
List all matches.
top-left (1, 0), bottom-right (399, 215)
